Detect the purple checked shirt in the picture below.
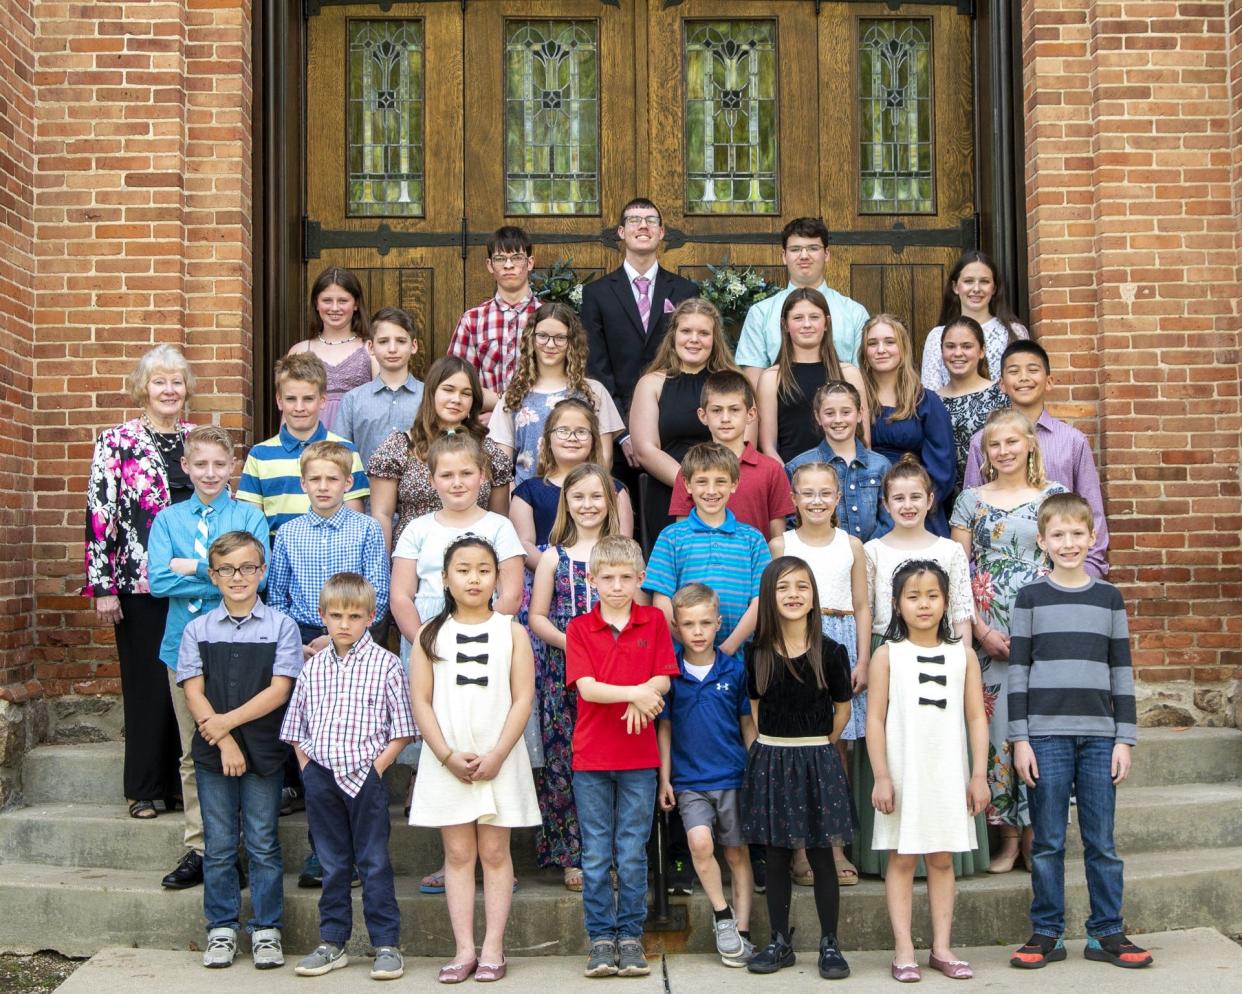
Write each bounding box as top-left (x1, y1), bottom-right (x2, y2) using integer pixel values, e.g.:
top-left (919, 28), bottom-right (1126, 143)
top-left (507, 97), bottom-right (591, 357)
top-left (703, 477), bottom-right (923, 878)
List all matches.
top-left (963, 408), bottom-right (1110, 577)
top-left (280, 631), bottom-right (417, 796)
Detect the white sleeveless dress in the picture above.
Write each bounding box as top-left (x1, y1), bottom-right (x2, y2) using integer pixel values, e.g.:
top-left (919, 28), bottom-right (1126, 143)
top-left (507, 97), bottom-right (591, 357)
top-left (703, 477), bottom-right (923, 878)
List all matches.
top-left (409, 612), bottom-right (540, 828)
top-left (871, 638), bottom-right (977, 854)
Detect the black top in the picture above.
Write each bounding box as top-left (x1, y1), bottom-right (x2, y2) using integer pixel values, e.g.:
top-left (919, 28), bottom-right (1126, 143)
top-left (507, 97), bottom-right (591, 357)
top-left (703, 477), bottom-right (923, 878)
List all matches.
top-left (153, 432), bottom-right (193, 503)
top-left (658, 368), bottom-right (713, 463)
top-left (746, 639), bottom-right (852, 738)
top-left (775, 362), bottom-right (829, 464)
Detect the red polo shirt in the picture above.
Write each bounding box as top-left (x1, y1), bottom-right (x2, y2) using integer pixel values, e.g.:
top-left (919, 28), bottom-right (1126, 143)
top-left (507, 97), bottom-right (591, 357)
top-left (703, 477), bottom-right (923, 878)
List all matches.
top-left (566, 603), bottom-right (679, 771)
top-left (669, 442), bottom-right (795, 535)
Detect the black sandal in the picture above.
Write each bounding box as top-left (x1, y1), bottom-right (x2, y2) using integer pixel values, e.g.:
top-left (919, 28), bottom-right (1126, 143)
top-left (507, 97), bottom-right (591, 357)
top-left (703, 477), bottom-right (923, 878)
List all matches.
top-left (128, 799), bottom-right (158, 820)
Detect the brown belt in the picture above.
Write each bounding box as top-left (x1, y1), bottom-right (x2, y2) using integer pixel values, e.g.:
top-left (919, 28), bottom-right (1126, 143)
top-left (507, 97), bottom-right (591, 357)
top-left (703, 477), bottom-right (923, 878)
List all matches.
top-left (821, 608), bottom-right (854, 617)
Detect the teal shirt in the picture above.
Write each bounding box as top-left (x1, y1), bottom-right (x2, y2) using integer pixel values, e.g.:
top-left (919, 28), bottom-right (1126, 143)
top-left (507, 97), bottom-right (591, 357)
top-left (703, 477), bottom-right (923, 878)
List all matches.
top-left (734, 280), bottom-right (870, 370)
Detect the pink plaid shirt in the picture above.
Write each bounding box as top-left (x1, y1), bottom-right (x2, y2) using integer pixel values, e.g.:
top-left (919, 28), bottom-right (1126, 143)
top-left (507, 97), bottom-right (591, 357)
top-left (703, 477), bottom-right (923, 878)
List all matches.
top-left (447, 292), bottom-right (538, 395)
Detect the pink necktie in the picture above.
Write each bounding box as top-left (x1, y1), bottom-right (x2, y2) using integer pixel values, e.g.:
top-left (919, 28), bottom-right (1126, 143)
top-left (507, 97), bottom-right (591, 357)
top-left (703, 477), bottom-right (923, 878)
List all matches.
top-left (633, 276), bottom-right (651, 331)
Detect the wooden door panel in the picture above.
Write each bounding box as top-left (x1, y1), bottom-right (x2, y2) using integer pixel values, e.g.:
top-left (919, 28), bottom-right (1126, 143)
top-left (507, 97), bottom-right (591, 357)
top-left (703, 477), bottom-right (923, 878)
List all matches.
top-left (839, 250), bottom-right (947, 360)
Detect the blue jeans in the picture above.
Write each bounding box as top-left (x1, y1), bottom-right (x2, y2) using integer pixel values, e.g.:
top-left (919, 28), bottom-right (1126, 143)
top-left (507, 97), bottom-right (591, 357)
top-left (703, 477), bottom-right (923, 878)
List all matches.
top-left (573, 769), bottom-right (657, 941)
top-left (1027, 736), bottom-right (1125, 939)
top-left (196, 764), bottom-right (284, 932)
top-left (303, 761), bottom-right (400, 947)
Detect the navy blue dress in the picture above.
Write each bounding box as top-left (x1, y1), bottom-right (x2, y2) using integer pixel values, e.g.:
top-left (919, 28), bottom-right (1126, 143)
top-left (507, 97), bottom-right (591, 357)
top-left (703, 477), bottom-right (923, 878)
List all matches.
top-left (870, 390), bottom-right (956, 537)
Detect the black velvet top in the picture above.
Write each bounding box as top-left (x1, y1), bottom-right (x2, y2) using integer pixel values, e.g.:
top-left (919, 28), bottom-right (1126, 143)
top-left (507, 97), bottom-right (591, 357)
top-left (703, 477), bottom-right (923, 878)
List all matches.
top-left (745, 639), bottom-right (852, 738)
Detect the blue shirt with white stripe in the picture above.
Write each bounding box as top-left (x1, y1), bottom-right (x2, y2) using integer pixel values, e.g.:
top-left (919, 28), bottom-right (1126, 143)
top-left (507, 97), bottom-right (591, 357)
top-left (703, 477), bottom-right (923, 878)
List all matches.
top-left (267, 507), bottom-right (390, 627)
top-left (643, 509), bottom-right (770, 648)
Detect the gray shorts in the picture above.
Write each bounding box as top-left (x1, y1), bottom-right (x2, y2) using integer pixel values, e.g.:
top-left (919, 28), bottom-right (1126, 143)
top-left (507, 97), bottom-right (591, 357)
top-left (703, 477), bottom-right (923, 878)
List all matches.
top-left (676, 788), bottom-right (744, 848)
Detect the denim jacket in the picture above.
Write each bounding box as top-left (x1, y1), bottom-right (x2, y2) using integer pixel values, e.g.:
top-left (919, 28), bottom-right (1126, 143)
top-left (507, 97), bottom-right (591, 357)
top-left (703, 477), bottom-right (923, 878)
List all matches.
top-left (785, 439), bottom-right (892, 541)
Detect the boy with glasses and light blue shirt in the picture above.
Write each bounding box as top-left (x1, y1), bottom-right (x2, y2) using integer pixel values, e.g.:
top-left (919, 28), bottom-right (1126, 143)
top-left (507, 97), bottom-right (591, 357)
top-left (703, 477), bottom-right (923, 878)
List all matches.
top-left (735, 217), bottom-right (870, 390)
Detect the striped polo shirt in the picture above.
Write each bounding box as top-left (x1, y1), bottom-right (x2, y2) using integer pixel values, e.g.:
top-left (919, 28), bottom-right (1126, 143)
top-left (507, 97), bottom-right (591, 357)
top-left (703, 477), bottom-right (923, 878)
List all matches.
top-left (643, 508), bottom-right (771, 649)
top-left (236, 422), bottom-right (369, 532)
top-left (1007, 576), bottom-right (1137, 745)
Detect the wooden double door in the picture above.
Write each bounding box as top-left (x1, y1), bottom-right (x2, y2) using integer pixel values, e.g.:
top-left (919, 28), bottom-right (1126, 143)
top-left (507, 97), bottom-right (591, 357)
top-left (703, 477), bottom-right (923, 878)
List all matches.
top-left (302, 0), bottom-right (977, 364)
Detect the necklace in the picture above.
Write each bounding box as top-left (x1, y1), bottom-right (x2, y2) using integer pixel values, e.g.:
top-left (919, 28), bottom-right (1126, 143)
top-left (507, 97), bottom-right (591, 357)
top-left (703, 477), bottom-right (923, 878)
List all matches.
top-left (319, 333), bottom-right (358, 346)
top-left (140, 414), bottom-right (184, 471)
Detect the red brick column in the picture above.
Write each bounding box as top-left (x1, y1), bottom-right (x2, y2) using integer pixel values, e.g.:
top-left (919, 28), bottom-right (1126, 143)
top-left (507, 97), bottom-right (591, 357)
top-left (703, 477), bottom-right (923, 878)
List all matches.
top-left (1021, 0), bottom-right (1242, 724)
top-left (31, 0), bottom-right (255, 696)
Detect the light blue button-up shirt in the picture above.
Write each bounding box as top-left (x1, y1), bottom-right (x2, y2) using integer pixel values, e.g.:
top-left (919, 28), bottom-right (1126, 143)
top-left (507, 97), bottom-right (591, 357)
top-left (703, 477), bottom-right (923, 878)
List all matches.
top-left (332, 373), bottom-right (424, 469)
top-left (734, 280), bottom-right (870, 370)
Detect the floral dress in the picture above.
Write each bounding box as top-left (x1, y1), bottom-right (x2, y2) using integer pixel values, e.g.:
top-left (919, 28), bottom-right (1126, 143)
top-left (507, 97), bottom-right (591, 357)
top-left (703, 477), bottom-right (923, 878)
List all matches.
top-left (941, 382), bottom-right (1009, 500)
top-left (951, 482), bottom-right (1067, 828)
top-left (533, 547), bottom-right (595, 869)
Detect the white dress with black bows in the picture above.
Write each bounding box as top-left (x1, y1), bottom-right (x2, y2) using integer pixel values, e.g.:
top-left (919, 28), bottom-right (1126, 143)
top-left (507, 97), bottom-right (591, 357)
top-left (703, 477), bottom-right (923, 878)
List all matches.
top-left (871, 638), bottom-right (978, 854)
top-left (409, 612), bottom-right (540, 828)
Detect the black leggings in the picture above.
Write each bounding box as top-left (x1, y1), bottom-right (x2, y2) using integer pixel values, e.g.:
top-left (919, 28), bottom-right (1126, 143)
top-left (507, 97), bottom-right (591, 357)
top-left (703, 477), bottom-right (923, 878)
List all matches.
top-left (765, 846), bottom-right (840, 939)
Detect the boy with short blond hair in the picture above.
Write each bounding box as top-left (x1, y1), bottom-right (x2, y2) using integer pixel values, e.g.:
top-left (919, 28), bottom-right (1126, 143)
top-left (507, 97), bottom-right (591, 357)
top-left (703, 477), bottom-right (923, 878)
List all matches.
top-left (658, 583), bottom-right (756, 967)
top-left (238, 353), bottom-right (369, 533)
top-left (1007, 493), bottom-right (1149, 971)
top-left (668, 370), bottom-right (794, 539)
top-left (645, 443), bottom-right (771, 657)
top-left (567, 536), bottom-right (680, 978)
top-left (282, 573), bottom-right (416, 981)
top-left (178, 530), bottom-right (304, 969)
top-left (149, 425), bottom-right (270, 892)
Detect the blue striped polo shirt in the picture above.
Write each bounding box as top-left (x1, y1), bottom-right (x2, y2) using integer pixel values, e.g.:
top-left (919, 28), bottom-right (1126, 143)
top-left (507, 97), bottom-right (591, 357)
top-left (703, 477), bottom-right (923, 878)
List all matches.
top-left (643, 509), bottom-right (770, 648)
top-left (236, 422), bottom-right (369, 532)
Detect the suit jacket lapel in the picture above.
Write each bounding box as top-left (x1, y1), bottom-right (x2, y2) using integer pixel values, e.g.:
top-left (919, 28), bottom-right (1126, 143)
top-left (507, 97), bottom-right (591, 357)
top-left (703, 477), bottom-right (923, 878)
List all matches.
top-left (607, 268), bottom-right (646, 338)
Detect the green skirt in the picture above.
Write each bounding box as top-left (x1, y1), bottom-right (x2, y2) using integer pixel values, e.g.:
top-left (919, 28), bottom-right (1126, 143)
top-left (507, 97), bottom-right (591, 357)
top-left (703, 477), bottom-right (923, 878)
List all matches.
top-left (847, 634), bottom-right (990, 878)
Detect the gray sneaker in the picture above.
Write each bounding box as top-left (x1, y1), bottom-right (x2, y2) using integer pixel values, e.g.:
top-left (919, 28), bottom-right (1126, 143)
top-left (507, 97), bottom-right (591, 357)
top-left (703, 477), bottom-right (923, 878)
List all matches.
top-left (584, 939), bottom-right (618, 978)
top-left (722, 933), bottom-right (755, 968)
top-left (616, 939), bottom-right (650, 977)
top-left (294, 943), bottom-right (349, 976)
top-left (251, 928), bottom-right (283, 970)
top-left (202, 927), bottom-right (237, 968)
top-left (714, 916), bottom-right (744, 963)
top-left (370, 947), bottom-right (404, 981)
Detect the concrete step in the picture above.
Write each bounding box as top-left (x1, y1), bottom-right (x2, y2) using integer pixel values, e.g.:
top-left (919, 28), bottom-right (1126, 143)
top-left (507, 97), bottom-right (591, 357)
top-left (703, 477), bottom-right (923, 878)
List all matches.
top-left (0, 802), bottom-right (541, 875)
top-left (5, 847), bottom-right (1242, 959)
top-left (54, 928), bottom-right (1242, 994)
top-left (21, 727), bottom-right (1242, 806)
top-left (8, 779), bottom-right (1242, 874)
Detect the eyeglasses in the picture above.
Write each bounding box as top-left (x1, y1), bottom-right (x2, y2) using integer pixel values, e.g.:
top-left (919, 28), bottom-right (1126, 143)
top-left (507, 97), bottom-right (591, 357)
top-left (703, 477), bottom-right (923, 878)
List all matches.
top-left (622, 214), bottom-right (661, 228)
top-left (534, 332), bottom-right (569, 347)
top-left (490, 253), bottom-right (528, 267)
top-left (211, 563), bottom-right (263, 578)
top-left (795, 490), bottom-right (837, 503)
top-left (786, 244), bottom-right (825, 256)
top-left (551, 426), bottom-right (592, 441)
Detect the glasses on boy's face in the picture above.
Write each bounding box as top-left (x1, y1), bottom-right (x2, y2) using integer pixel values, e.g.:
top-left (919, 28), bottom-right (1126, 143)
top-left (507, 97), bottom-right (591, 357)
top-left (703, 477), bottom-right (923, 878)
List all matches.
top-left (490, 253), bottom-right (528, 268)
top-left (786, 244), bottom-right (825, 256)
top-left (622, 214), bottom-right (661, 228)
top-left (551, 426), bottom-right (591, 441)
top-left (534, 332), bottom-right (569, 347)
top-left (796, 490), bottom-right (835, 503)
top-left (211, 563), bottom-right (263, 578)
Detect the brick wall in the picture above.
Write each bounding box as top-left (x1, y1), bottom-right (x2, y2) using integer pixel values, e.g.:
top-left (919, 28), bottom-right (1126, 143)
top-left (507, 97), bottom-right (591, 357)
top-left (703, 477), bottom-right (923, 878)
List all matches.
top-left (29, 0), bottom-right (255, 697)
top-left (0, 1), bottom-right (37, 696)
top-left (1021, 0), bottom-right (1242, 720)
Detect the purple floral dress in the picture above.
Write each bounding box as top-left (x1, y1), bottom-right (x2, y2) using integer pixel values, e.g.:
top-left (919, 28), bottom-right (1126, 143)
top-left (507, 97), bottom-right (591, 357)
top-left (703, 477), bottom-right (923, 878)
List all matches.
top-left (951, 482), bottom-right (1066, 827)
top-left (534, 547), bottom-right (595, 869)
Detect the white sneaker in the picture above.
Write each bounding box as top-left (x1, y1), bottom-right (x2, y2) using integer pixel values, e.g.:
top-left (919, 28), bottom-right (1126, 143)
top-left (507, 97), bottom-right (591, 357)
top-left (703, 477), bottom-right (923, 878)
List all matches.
top-left (251, 928), bottom-right (284, 970)
top-left (203, 927), bottom-right (238, 968)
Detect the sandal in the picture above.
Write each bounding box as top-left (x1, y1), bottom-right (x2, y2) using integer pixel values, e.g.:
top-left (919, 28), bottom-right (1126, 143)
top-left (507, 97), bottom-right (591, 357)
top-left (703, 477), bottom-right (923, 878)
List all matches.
top-left (128, 799), bottom-right (157, 820)
top-left (437, 959), bottom-right (477, 984)
top-left (563, 867), bottom-right (583, 892)
top-left (420, 868), bottom-right (446, 894)
top-left (791, 861), bottom-right (814, 886)
top-left (836, 864), bottom-right (859, 886)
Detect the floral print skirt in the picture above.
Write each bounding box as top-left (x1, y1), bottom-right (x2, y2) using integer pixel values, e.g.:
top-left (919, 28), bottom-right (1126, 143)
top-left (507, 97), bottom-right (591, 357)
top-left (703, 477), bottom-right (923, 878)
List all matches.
top-left (981, 653), bottom-right (1029, 828)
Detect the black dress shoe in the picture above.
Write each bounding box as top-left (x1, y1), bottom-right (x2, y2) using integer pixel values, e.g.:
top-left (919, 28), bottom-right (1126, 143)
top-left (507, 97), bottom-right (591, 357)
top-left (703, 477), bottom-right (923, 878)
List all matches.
top-left (818, 934), bottom-right (850, 979)
top-left (162, 849), bottom-right (204, 889)
top-left (747, 928), bottom-right (796, 974)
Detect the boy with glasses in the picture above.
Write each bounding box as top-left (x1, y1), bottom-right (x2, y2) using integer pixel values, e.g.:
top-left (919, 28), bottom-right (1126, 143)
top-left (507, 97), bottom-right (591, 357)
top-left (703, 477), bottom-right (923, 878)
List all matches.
top-left (448, 225), bottom-right (539, 415)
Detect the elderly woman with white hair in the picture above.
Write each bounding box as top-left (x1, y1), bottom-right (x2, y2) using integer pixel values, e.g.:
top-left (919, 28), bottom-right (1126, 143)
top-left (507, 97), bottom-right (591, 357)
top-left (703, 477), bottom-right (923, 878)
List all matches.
top-left (83, 344), bottom-right (196, 824)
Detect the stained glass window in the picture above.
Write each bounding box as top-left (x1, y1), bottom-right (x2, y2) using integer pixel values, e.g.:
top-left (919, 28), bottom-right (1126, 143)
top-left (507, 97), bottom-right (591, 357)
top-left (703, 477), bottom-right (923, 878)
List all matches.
top-left (859, 18), bottom-right (934, 214)
top-left (684, 20), bottom-right (778, 215)
top-left (347, 20), bottom-right (425, 217)
top-left (505, 20), bottom-right (600, 215)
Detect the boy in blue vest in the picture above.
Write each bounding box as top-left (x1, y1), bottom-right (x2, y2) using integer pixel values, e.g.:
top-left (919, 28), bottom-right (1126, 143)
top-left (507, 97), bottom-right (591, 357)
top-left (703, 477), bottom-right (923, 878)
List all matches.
top-left (657, 583), bottom-right (756, 967)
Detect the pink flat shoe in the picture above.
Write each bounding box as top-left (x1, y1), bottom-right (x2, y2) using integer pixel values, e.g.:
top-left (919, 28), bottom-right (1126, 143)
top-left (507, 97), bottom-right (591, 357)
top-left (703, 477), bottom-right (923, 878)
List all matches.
top-left (475, 958), bottom-right (507, 982)
top-left (891, 961), bottom-right (922, 983)
top-left (928, 954), bottom-right (973, 979)
top-left (438, 959), bottom-right (478, 984)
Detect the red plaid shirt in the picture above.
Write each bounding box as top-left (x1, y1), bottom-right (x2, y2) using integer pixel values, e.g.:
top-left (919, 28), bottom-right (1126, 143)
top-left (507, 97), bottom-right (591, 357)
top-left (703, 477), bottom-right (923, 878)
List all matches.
top-left (447, 292), bottom-right (538, 396)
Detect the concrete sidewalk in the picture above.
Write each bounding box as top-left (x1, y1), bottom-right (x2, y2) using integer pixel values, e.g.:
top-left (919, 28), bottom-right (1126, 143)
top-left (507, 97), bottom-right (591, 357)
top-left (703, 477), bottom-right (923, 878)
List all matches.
top-left (56, 927), bottom-right (1240, 993)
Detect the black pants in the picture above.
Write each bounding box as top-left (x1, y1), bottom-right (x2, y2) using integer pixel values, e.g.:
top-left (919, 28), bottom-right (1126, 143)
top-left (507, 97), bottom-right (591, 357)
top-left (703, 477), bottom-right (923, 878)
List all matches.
top-left (115, 593), bottom-right (181, 802)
